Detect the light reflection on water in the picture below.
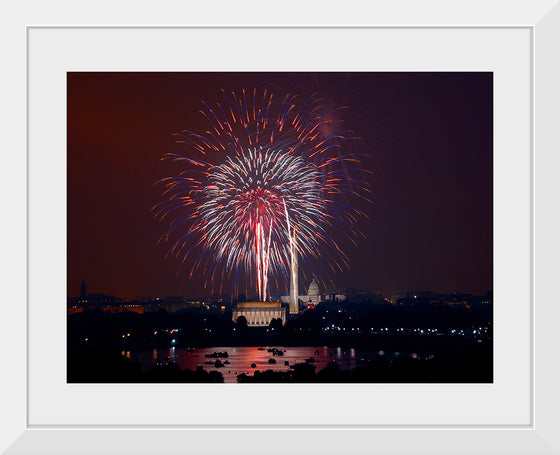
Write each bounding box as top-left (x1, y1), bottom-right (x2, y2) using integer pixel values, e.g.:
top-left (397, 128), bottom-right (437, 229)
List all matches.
top-left (130, 346), bottom-right (397, 383)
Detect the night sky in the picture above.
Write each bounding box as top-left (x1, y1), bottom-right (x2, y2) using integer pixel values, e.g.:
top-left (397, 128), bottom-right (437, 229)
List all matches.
top-left (67, 72), bottom-right (492, 301)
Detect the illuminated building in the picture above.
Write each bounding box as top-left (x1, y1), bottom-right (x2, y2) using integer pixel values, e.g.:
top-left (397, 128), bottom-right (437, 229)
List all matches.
top-left (281, 278), bottom-right (338, 308)
top-left (305, 278), bottom-right (320, 303)
top-left (67, 305), bottom-right (84, 315)
top-left (232, 301), bottom-right (287, 327)
top-left (102, 303), bottom-right (143, 314)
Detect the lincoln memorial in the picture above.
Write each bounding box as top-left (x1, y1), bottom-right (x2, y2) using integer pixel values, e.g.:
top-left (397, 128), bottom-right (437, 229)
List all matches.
top-left (232, 301), bottom-right (287, 327)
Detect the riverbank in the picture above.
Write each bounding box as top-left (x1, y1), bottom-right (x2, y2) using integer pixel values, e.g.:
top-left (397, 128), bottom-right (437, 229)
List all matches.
top-left (68, 341), bottom-right (492, 383)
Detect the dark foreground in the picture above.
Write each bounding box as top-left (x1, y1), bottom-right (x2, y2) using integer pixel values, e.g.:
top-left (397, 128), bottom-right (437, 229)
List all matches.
top-left (68, 302), bottom-right (492, 383)
top-left (68, 343), bottom-right (492, 383)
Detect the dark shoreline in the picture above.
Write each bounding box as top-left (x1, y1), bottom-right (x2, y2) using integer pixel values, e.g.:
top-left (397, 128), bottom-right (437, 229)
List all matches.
top-left (67, 303), bottom-right (492, 383)
top-left (68, 336), bottom-right (492, 384)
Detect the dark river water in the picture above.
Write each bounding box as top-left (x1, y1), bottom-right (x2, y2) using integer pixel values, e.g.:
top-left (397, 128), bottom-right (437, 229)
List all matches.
top-left (123, 346), bottom-right (404, 383)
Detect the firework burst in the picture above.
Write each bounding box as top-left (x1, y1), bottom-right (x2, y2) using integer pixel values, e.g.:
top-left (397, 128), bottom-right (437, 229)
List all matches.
top-left (154, 89), bottom-right (370, 299)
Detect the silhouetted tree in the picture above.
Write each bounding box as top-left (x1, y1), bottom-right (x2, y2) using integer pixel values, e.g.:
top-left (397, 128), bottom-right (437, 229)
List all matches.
top-left (67, 349), bottom-right (142, 383)
top-left (236, 315), bottom-right (248, 330)
top-left (268, 318), bottom-right (283, 331)
top-left (317, 362), bottom-right (347, 382)
top-left (291, 363), bottom-right (316, 382)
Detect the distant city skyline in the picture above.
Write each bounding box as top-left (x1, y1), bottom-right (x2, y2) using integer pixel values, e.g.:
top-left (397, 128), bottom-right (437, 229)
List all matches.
top-left (67, 72), bottom-right (492, 301)
top-left (69, 278), bottom-right (491, 302)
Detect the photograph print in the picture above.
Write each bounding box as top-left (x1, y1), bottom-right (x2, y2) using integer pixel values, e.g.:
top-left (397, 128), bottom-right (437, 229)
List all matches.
top-left (67, 72), bottom-right (493, 383)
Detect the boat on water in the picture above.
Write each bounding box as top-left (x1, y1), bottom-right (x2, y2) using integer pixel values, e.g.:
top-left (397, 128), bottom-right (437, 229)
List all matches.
top-left (205, 351), bottom-right (229, 358)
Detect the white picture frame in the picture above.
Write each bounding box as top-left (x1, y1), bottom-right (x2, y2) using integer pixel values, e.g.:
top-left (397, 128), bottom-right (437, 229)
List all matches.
top-left (2, 0), bottom-right (559, 453)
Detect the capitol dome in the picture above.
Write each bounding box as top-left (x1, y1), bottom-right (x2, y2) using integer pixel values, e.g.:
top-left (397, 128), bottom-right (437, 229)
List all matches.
top-left (307, 279), bottom-right (320, 295)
